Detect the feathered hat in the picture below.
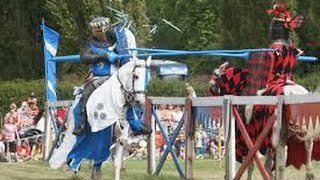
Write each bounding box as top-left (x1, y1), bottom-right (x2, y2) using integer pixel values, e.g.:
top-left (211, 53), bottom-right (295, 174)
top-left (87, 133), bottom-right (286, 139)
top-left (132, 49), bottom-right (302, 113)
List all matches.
top-left (267, 3), bottom-right (303, 29)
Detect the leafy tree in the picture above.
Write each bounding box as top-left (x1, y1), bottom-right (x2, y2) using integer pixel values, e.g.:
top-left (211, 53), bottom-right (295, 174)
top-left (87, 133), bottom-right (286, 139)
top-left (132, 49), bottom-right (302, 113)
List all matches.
top-left (0, 0), bottom-right (318, 83)
top-left (0, 0), bottom-right (48, 80)
top-left (44, 0), bottom-right (151, 76)
top-left (122, 0), bottom-right (151, 46)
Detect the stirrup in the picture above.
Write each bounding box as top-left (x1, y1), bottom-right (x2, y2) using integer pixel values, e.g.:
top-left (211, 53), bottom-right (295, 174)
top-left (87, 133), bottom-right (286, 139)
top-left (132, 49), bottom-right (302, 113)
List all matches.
top-left (72, 126), bottom-right (86, 136)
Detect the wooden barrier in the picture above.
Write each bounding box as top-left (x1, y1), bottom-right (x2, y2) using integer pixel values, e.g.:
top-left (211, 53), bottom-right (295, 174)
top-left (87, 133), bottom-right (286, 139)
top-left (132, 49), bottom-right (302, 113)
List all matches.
top-left (145, 94), bottom-right (320, 180)
top-left (43, 94), bottom-right (320, 179)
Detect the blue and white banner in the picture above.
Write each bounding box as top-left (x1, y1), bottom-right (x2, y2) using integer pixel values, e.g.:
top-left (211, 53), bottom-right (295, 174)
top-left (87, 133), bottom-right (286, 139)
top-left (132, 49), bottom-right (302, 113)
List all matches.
top-left (114, 25), bottom-right (137, 64)
top-left (41, 21), bottom-right (60, 102)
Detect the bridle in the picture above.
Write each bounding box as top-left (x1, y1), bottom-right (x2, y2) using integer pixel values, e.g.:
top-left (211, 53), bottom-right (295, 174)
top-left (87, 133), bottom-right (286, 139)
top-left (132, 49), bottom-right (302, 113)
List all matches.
top-left (117, 63), bottom-right (149, 106)
top-left (209, 73), bottom-right (222, 96)
top-left (210, 62), bottom-right (230, 96)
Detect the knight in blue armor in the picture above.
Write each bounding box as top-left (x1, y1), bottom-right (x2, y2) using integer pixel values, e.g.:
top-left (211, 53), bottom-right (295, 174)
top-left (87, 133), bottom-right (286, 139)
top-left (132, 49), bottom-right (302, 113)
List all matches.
top-left (72, 17), bottom-right (151, 136)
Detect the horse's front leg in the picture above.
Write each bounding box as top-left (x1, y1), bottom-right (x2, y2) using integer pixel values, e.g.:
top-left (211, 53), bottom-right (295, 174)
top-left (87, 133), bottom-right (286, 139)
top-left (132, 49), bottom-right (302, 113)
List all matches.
top-left (121, 155), bottom-right (126, 175)
top-left (275, 144), bottom-right (287, 180)
top-left (305, 138), bottom-right (315, 180)
top-left (91, 162), bottom-right (102, 180)
top-left (114, 142), bottom-right (124, 180)
top-left (246, 161), bottom-right (254, 180)
top-left (264, 148), bottom-right (274, 179)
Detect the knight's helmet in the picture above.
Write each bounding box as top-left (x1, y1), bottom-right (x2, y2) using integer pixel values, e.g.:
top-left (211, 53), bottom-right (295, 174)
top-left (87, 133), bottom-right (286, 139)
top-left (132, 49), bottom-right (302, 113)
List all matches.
top-left (269, 20), bottom-right (289, 41)
top-left (89, 17), bottom-right (112, 34)
top-left (267, 3), bottom-right (304, 42)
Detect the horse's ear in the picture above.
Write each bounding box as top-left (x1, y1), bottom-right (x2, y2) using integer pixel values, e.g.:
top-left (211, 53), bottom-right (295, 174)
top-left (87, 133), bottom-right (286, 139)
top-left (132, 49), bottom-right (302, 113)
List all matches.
top-left (133, 56), bottom-right (139, 65)
top-left (146, 56), bottom-right (152, 67)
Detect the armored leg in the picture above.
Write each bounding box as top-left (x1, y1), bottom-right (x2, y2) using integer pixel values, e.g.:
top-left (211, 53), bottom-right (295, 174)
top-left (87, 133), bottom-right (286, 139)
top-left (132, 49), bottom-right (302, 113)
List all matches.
top-left (73, 77), bottom-right (108, 136)
top-left (73, 82), bottom-right (96, 135)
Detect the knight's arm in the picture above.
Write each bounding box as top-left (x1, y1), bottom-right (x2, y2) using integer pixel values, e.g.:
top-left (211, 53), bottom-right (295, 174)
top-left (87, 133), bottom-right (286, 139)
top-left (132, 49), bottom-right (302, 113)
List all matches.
top-left (80, 43), bottom-right (108, 65)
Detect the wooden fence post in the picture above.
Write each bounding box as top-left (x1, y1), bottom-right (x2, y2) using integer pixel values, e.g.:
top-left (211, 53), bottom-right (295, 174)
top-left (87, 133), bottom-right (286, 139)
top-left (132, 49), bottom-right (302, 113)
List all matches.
top-left (43, 103), bottom-right (51, 159)
top-left (224, 96), bottom-right (235, 180)
top-left (185, 97), bottom-right (194, 180)
top-left (145, 97), bottom-right (156, 175)
top-left (275, 97), bottom-right (286, 180)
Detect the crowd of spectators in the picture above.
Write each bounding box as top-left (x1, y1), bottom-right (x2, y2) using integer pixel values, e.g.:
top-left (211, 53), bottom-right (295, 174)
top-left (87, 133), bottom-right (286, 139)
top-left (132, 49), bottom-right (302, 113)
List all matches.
top-left (0, 92), bottom-right (46, 162)
top-left (0, 91), bottom-right (224, 163)
top-left (129, 103), bottom-right (225, 161)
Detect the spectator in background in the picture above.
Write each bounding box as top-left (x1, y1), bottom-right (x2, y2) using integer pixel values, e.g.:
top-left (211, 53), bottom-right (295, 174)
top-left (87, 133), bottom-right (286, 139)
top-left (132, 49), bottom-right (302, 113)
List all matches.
top-left (209, 139), bottom-right (219, 159)
top-left (171, 105), bottom-right (183, 130)
top-left (27, 93), bottom-right (39, 121)
top-left (56, 106), bottom-right (68, 129)
top-left (18, 101), bottom-right (34, 128)
top-left (0, 132), bottom-right (8, 162)
top-left (155, 131), bottom-right (164, 158)
top-left (135, 140), bottom-right (148, 160)
top-left (28, 92), bottom-right (37, 105)
top-left (174, 132), bottom-right (185, 159)
top-left (17, 139), bottom-right (31, 161)
top-left (195, 124), bottom-right (207, 159)
top-left (31, 137), bottom-right (43, 160)
top-left (4, 103), bottom-right (21, 129)
top-left (3, 115), bottom-right (20, 161)
top-left (158, 104), bottom-right (171, 134)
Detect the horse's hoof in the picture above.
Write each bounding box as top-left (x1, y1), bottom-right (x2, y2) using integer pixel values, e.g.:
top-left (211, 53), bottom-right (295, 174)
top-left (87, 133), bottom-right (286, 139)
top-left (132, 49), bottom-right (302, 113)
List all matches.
top-left (91, 168), bottom-right (101, 180)
top-left (72, 173), bottom-right (81, 180)
top-left (120, 167), bottom-right (126, 174)
top-left (305, 172), bottom-right (315, 180)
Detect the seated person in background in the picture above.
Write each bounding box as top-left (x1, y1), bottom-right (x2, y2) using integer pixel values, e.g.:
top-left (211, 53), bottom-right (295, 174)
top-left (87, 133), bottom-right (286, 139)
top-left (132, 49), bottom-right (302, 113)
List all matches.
top-left (31, 137), bottom-right (43, 160)
top-left (17, 140), bottom-right (31, 161)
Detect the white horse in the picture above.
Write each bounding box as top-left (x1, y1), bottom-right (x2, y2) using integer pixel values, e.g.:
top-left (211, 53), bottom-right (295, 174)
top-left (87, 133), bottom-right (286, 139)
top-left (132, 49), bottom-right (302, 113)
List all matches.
top-left (49, 56), bottom-right (151, 180)
top-left (209, 62), bottom-right (319, 180)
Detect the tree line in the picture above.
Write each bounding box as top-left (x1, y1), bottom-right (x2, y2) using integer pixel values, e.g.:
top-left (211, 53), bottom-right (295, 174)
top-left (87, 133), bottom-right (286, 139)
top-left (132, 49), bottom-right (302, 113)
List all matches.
top-left (0, 0), bottom-right (319, 80)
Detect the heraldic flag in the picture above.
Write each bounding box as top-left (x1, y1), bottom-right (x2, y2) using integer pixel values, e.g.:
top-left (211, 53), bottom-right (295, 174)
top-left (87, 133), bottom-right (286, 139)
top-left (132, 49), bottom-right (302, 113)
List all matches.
top-left (41, 20), bottom-right (59, 103)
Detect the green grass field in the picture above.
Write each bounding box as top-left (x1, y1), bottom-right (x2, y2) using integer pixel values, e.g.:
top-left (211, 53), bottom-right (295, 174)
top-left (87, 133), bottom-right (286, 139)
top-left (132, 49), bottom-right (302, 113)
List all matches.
top-left (0, 159), bottom-right (319, 180)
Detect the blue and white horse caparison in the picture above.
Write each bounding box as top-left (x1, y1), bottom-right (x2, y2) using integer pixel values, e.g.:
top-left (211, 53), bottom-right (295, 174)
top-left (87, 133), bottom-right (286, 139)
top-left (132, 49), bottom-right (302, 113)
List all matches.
top-left (49, 56), bottom-right (151, 180)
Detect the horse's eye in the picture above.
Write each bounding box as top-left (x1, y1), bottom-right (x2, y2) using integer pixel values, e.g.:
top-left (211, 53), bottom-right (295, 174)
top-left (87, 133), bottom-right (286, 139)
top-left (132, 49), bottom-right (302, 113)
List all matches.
top-left (133, 74), bottom-right (139, 80)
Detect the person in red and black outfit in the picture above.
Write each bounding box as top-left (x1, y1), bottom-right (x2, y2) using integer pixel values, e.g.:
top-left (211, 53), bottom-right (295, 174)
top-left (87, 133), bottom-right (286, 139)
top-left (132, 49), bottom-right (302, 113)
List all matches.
top-left (236, 3), bottom-right (306, 161)
top-left (265, 3), bottom-right (304, 94)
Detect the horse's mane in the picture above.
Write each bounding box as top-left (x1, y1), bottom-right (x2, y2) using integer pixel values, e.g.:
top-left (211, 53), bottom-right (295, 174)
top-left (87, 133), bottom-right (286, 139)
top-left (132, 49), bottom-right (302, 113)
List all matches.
top-left (118, 59), bottom-right (135, 73)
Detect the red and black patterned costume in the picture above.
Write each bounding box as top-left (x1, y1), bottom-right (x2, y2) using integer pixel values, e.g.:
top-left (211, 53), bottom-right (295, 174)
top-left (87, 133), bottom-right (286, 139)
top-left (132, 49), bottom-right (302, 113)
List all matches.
top-left (236, 4), bottom-right (320, 168)
top-left (235, 44), bottom-right (300, 161)
top-left (236, 4), bottom-right (304, 162)
top-left (208, 3), bottom-right (320, 169)
top-left (208, 66), bottom-right (249, 96)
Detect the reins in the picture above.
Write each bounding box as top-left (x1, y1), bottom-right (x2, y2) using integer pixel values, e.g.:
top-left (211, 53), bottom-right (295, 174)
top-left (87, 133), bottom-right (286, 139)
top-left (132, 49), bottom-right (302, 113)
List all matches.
top-left (116, 63), bottom-right (148, 106)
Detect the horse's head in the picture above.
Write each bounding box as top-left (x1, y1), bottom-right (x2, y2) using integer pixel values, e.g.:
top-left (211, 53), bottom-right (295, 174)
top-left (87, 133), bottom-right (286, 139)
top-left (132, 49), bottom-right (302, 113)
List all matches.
top-left (132, 56), bottom-right (151, 105)
top-left (118, 56), bottom-right (151, 106)
top-left (209, 62), bottom-right (229, 96)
